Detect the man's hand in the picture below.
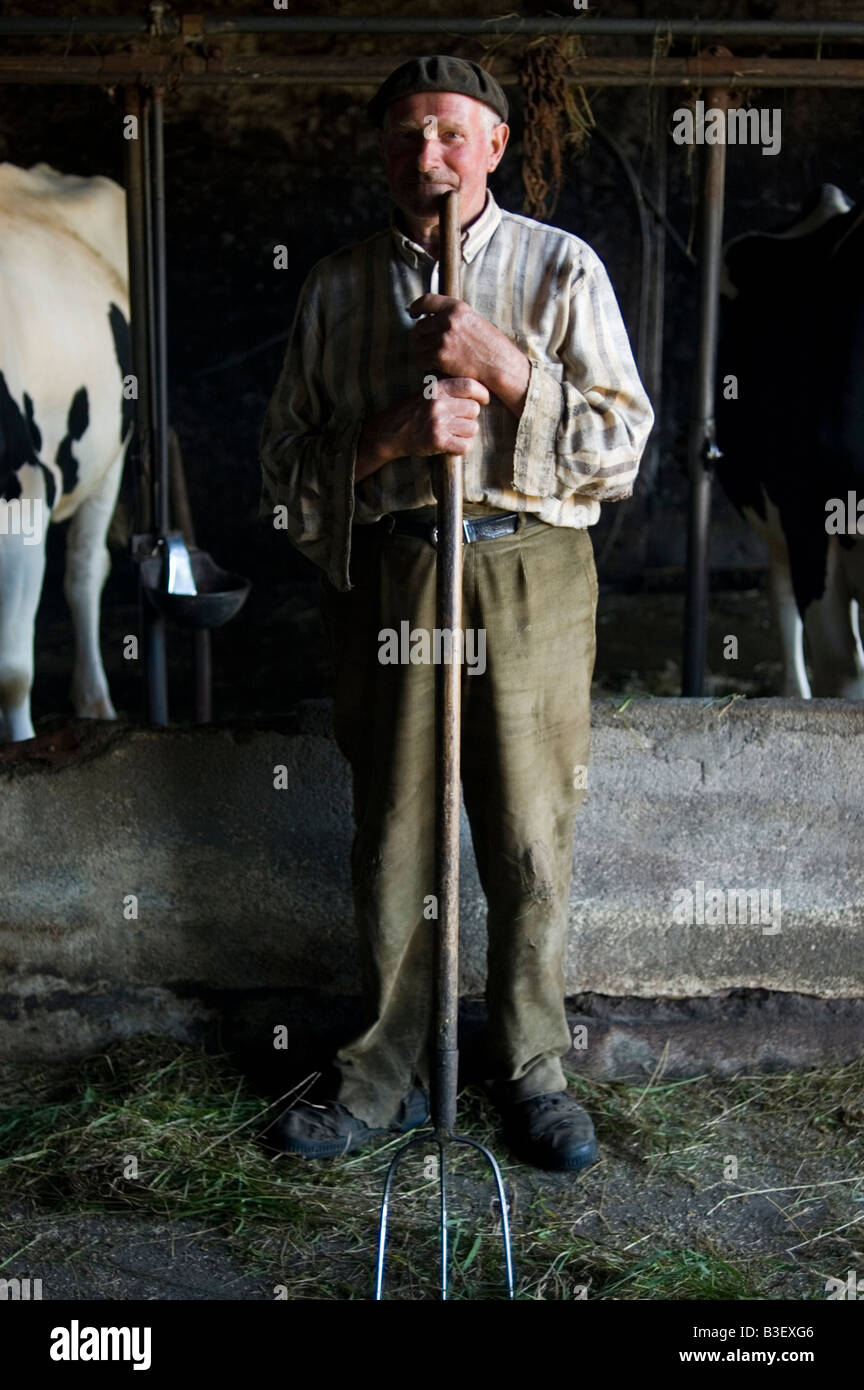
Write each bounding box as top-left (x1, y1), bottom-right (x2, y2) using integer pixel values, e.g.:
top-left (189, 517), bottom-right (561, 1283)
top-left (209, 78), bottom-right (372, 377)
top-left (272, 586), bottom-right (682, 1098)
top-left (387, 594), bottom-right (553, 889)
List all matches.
top-left (410, 294), bottom-right (531, 417)
top-left (355, 377), bottom-right (490, 483)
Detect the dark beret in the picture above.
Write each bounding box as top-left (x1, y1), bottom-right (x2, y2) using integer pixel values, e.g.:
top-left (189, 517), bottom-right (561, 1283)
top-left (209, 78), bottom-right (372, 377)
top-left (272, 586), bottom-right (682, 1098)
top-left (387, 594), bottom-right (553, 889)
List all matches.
top-left (367, 54), bottom-right (509, 128)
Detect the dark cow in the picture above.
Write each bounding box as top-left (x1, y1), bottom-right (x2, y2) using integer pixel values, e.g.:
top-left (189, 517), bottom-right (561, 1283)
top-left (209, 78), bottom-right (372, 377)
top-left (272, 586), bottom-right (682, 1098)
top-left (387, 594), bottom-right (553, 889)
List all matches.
top-left (0, 162), bottom-right (132, 740)
top-left (716, 184), bottom-right (864, 697)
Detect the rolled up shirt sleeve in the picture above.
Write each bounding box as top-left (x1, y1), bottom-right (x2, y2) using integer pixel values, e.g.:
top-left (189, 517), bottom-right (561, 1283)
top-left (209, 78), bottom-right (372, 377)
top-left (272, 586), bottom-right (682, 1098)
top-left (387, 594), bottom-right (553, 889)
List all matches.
top-left (258, 271), bottom-right (362, 592)
top-left (511, 246), bottom-right (654, 503)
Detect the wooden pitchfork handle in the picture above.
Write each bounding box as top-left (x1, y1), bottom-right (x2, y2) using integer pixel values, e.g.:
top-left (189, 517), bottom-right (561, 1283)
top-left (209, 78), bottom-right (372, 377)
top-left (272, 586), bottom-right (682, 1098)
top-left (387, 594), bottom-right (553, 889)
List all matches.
top-left (374, 189), bottom-right (516, 1302)
top-left (431, 188), bottom-right (464, 1137)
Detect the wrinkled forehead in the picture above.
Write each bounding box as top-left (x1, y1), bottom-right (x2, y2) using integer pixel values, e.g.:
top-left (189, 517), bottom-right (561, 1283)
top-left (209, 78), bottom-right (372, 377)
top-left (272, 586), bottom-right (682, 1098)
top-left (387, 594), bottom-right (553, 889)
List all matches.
top-left (383, 90), bottom-right (490, 131)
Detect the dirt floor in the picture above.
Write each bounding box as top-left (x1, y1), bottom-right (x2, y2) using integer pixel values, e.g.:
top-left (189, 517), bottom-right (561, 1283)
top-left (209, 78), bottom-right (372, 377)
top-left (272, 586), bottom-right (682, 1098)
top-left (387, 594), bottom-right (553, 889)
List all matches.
top-left (0, 1042), bottom-right (860, 1301)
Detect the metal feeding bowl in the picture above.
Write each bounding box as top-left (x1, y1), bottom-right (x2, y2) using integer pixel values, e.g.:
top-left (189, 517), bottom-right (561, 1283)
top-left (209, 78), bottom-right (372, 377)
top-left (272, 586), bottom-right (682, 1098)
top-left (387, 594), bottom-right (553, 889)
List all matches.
top-left (141, 535), bottom-right (251, 630)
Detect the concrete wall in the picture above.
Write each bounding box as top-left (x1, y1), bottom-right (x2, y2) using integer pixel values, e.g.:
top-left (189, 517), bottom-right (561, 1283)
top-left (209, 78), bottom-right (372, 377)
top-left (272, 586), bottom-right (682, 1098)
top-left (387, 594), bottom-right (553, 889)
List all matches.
top-left (2, 698), bottom-right (863, 1062)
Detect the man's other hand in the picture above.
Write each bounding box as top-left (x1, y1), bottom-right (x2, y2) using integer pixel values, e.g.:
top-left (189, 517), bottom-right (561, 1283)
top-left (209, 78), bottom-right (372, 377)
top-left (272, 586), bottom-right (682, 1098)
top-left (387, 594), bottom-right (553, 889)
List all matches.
top-left (407, 375), bottom-right (490, 457)
top-left (355, 377), bottom-right (489, 482)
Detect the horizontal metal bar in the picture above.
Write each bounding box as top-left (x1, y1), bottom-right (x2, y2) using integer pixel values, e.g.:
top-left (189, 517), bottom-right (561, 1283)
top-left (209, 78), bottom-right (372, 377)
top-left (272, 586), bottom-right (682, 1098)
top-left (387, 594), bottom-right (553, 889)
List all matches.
top-left (203, 18), bottom-right (864, 40)
top-left (4, 16), bottom-right (864, 39)
top-left (3, 54), bottom-right (864, 88)
top-left (0, 17), bottom-right (150, 34)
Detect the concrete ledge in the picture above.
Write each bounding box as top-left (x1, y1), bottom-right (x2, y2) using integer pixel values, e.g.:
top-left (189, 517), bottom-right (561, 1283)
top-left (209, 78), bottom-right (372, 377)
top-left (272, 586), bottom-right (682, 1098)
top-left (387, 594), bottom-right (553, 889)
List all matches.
top-left (1, 698), bottom-right (863, 1060)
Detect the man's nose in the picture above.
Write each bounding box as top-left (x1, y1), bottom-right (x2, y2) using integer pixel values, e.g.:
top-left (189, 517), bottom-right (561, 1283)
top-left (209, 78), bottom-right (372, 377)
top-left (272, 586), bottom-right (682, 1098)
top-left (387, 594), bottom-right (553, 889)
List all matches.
top-left (416, 138), bottom-right (443, 170)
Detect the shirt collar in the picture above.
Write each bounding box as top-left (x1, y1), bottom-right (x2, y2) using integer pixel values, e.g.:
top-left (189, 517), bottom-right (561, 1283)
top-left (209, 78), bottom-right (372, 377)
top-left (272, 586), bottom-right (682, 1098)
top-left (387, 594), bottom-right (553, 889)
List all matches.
top-left (389, 189), bottom-right (502, 269)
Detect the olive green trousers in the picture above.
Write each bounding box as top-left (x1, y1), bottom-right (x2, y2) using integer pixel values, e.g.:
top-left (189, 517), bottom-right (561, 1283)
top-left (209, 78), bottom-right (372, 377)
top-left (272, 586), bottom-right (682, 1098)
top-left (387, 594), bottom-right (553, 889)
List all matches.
top-left (318, 514), bottom-right (598, 1128)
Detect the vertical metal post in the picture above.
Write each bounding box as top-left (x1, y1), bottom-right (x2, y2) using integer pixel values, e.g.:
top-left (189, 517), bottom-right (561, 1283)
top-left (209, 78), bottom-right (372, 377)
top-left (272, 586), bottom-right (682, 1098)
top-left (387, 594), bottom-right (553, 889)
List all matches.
top-left (125, 84), bottom-right (168, 725)
top-left (128, 83), bottom-right (213, 727)
top-left (122, 85), bottom-right (152, 539)
top-left (143, 85), bottom-right (169, 724)
top-left (168, 432), bottom-right (213, 724)
top-left (644, 94), bottom-right (667, 495)
top-left (150, 85), bottom-right (171, 542)
top-left (682, 83), bottom-right (728, 695)
top-left (194, 629), bottom-right (212, 723)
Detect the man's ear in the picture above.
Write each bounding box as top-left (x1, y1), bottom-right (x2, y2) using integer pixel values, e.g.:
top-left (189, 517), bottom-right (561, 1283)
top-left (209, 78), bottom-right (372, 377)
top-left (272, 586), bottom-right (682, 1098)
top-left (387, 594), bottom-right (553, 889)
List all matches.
top-left (488, 122), bottom-right (510, 172)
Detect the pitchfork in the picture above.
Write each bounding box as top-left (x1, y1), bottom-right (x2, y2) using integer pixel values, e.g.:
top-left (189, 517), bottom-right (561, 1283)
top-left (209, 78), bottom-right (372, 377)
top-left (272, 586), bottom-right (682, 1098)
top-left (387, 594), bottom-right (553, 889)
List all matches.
top-left (373, 188), bottom-right (515, 1301)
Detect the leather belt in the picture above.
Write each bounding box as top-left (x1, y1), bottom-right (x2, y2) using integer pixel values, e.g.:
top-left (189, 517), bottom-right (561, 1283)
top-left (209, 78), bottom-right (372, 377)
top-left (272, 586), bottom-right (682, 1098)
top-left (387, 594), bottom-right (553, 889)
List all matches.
top-left (388, 511), bottom-right (544, 546)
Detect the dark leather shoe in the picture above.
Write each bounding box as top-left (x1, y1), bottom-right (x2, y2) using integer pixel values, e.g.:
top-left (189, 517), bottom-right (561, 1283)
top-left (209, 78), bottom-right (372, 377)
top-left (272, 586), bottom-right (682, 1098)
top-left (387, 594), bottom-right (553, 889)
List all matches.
top-left (497, 1091), bottom-right (598, 1172)
top-left (266, 1084), bottom-right (429, 1159)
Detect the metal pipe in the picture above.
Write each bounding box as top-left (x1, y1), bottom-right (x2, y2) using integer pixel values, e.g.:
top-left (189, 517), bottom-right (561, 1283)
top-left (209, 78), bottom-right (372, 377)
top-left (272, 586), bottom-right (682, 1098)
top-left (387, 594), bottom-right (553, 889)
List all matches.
top-left (194, 629), bottom-right (212, 724)
top-left (645, 102), bottom-right (668, 497)
top-left (167, 427), bottom-right (213, 726)
top-left (4, 16), bottom-right (864, 38)
top-left (151, 86), bottom-right (170, 540)
top-left (141, 91), bottom-right (160, 538)
top-left (7, 73), bottom-right (864, 89)
top-left (0, 17), bottom-right (150, 33)
top-left (139, 570), bottom-right (168, 727)
top-left (682, 88), bottom-right (728, 697)
top-left (122, 86), bottom-right (153, 539)
top-left (168, 427), bottom-right (196, 549)
top-left (5, 57), bottom-right (864, 87)
top-left (174, 18), bottom-right (864, 38)
top-left (125, 83), bottom-right (167, 728)
top-left (139, 87), bottom-right (170, 726)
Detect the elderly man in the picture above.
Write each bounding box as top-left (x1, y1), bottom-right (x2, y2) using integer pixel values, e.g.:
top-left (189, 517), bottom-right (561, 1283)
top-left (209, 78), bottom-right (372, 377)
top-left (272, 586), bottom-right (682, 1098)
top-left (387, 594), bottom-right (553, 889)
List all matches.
top-left (259, 55), bottom-right (654, 1170)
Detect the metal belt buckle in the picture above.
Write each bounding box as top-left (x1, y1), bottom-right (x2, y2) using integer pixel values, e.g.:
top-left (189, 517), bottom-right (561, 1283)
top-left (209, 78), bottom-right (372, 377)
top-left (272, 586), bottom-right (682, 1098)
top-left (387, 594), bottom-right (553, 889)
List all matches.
top-left (429, 520), bottom-right (473, 546)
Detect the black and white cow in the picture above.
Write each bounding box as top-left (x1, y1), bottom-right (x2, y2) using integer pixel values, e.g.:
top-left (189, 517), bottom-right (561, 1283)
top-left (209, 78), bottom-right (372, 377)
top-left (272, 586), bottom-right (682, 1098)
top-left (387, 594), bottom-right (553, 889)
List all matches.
top-left (716, 184), bottom-right (864, 697)
top-left (0, 162), bottom-right (132, 741)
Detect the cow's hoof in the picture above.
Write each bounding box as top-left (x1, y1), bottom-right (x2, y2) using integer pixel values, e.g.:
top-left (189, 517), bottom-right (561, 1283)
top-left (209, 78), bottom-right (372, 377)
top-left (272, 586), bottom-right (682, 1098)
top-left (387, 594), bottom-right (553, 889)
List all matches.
top-left (72, 697), bottom-right (117, 721)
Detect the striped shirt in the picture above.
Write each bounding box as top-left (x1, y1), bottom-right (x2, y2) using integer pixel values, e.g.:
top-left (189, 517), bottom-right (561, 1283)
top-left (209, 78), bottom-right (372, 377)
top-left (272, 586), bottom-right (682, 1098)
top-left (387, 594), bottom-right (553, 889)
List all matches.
top-left (258, 188), bottom-right (654, 591)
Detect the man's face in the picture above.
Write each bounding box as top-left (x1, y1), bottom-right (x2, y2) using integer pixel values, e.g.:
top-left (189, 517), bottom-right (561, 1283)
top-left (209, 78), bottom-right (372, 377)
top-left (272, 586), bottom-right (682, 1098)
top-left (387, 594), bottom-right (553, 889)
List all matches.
top-left (378, 90), bottom-right (508, 227)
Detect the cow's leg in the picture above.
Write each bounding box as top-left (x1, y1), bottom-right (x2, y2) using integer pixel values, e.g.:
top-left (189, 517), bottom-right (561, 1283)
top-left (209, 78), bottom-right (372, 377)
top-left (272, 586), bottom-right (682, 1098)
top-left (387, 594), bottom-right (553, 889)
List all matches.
top-left (0, 501), bottom-right (48, 741)
top-left (839, 535), bottom-right (864, 669)
top-left (757, 497), bottom-right (810, 697)
top-left (803, 536), bottom-right (864, 698)
top-left (63, 446), bottom-right (125, 720)
top-left (768, 552), bottom-right (810, 696)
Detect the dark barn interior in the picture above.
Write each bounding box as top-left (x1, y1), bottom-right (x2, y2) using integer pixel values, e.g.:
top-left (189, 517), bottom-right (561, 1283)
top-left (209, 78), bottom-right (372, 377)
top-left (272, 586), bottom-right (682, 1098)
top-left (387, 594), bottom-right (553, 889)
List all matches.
top-left (3, 0), bottom-right (864, 728)
top-left (1, 2), bottom-right (864, 1313)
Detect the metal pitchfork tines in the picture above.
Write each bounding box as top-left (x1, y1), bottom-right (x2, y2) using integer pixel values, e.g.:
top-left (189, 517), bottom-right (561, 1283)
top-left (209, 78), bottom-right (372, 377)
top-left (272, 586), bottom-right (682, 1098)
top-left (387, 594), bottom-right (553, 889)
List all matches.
top-left (373, 187), bottom-right (515, 1302)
